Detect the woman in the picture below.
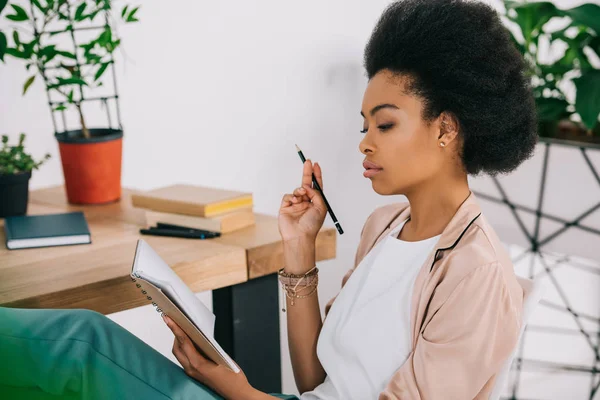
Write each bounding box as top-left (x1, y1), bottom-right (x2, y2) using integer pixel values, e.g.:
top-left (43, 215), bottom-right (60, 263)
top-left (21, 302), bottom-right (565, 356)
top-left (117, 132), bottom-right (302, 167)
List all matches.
top-left (0, 0), bottom-right (537, 399)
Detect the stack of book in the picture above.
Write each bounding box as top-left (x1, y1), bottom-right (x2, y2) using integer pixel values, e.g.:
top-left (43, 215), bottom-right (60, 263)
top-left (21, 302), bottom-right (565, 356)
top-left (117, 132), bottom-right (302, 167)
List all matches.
top-left (131, 184), bottom-right (256, 235)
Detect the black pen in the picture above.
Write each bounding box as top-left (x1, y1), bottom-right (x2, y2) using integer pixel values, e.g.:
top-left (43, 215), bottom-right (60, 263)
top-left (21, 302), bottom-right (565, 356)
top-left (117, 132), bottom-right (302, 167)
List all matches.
top-left (295, 144), bottom-right (344, 235)
top-left (140, 228), bottom-right (219, 239)
top-left (155, 222), bottom-right (221, 237)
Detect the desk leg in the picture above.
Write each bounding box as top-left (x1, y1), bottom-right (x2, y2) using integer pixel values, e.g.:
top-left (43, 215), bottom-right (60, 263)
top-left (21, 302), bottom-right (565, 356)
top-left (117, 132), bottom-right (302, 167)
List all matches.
top-left (212, 273), bottom-right (281, 393)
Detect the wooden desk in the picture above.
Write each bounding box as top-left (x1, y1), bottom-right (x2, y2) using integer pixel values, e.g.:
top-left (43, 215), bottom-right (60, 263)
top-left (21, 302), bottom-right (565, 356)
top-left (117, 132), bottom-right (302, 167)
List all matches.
top-left (0, 186), bottom-right (337, 392)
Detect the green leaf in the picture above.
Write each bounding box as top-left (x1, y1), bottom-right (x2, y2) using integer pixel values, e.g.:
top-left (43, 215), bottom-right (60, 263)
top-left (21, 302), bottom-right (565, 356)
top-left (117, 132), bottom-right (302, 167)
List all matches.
top-left (74, 2), bottom-right (87, 21)
top-left (67, 89), bottom-right (74, 102)
top-left (6, 4), bottom-right (29, 21)
top-left (44, 52), bottom-right (57, 63)
top-left (22, 75), bottom-right (36, 95)
top-left (83, 51), bottom-right (102, 63)
top-left (106, 38), bottom-right (120, 52)
top-left (564, 4), bottom-right (600, 35)
top-left (5, 47), bottom-right (26, 59)
top-left (57, 10), bottom-right (70, 20)
top-left (12, 31), bottom-right (20, 46)
top-left (54, 104), bottom-right (67, 111)
top-left (509, 2), bottom-right (560, 43)
top-left (47, 77), bottom-right (87, 89)
top-left (539, 63), bottom-right (570, 78)
top-left (21, 40), bottom-right (36, 58)
top-left (97, 0), bottom-right (110, 11)
top-left (0, 0), bottom-right (8, 15)
top-left (85, 9), bottom-right (101, 21)
top-left (94, 62), bottom-right (109, 81)
top-left (97, 28), bottom-right (112, 46)
top-left (56, 50), bottom-right (76, 59)
top-left (40, 44), bottom-right (56, 58)
top-left (121, 5), bottom-right (128, 18)
top-left (558, 47), bottom-right (578, 69)
top-left (0, 32), bottom-right (6, 62)
top-left (79, 41), bottom-right (94, 51)
top-left (590, 36), bottom-right (600, 55)
top-left (536, 97), bottom-right (570, 121)
top-left (31, 0), bottom-right (45, 12)
top-left (126, 6), bottom-right (139, 22)
top-left (573, 70), bottom-right (600, 129)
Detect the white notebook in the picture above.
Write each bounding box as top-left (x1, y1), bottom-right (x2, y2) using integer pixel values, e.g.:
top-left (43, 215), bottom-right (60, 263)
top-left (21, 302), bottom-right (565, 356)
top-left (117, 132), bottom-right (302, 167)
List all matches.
top-left (130, 239), bottom-right (240, 373)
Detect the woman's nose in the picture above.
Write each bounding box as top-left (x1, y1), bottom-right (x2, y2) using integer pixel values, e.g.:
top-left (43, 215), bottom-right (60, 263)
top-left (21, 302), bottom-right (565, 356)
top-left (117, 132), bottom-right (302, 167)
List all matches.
top-left (359, 135), bottom-right (374, 154)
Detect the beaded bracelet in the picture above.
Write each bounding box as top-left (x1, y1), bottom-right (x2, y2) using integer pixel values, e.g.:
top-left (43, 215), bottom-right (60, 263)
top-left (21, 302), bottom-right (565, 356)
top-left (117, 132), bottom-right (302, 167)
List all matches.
top-left (278, 266), bottom-right (319, 311)
top-left (277, 266), bottom-right (319, 286)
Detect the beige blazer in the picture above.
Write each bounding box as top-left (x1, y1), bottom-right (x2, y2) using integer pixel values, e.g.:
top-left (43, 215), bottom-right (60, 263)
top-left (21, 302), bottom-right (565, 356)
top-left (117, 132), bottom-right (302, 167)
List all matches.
top-left (325, 193), bottom-right (523, 400)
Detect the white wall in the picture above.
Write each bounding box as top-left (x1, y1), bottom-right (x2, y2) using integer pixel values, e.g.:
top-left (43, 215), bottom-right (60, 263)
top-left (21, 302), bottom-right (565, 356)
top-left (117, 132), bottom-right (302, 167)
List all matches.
top-left (2, 0), bottom-right (599, 398)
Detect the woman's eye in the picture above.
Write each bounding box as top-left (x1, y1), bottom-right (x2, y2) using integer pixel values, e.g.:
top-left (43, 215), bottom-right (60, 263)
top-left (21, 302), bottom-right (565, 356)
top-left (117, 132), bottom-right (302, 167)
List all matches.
top-left (361, 124), bottom-right (394, 134)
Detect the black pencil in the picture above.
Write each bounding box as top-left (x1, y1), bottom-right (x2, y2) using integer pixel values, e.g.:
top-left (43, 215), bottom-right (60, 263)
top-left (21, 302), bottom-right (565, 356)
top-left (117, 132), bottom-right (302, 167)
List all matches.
top-left (295, 144), bottom-right (344, 235)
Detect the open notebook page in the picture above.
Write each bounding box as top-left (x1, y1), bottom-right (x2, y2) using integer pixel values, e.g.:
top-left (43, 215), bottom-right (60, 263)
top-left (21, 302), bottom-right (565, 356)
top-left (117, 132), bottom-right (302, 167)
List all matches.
top-left (131, 240), bottom-right (216, 337)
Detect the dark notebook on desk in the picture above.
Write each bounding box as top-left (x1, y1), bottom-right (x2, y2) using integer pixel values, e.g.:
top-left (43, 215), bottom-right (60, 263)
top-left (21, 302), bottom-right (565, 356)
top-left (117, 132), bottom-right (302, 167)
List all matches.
top-left (4, 211), bottom-right (91, 250)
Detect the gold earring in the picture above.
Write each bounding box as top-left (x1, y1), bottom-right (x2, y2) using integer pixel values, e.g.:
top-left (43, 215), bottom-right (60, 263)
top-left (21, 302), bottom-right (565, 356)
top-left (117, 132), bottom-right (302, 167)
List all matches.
top-left (439, 142), bottom-right (446, 148)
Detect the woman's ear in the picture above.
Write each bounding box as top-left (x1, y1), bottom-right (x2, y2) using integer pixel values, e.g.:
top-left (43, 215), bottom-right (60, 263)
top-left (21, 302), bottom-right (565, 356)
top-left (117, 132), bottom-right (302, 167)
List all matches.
top-left (437, 112), bottom-right (460, 148)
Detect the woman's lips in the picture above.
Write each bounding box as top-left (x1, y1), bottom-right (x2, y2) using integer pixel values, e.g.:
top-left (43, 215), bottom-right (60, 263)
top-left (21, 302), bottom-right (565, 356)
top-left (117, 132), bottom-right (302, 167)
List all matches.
top-left (363, 160), bottom-right (383, 178)
top-left (363, 168), bottom-right (383, 178)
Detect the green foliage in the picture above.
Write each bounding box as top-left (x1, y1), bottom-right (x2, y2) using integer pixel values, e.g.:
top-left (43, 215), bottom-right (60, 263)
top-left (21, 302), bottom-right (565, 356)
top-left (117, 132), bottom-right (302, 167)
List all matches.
top-left (5, 4), bottom-right (28, 21)
top-left (23, 75), bottom-right (36, 94)
top-left (0, 1), bottom-right (140, 135)
top-left (503, 1), bottom-right (600, 135)
top-left (0, 32), bottom-right (6, 61)
top-left (573, 70), bottom-right (600, 129)
top-left (0, 133), bottom-right (51, 175)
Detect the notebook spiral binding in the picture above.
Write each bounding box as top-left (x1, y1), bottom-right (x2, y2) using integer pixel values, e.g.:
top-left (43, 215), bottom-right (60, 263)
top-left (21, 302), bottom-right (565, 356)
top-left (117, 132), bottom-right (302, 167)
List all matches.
top-left (131, 274), bottom-right (164, 316)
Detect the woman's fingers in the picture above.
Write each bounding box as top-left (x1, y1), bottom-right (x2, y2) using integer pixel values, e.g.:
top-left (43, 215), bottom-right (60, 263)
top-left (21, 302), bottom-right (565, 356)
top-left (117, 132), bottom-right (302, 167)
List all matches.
top-left (172, 340), bottom-right (190, 370)
top-left (301, 160), bottom-right (324, 191)
top-left (165, 315), bottom-right (212, 377)
top-left (313, 162), bottom-right (323, 190)
top-left (293, 187), bottom-right (309, 202)
top-left (281, 193), bottom-right (298, 208)
top-left (165, 316), bottom-right (198, 360)
top-left (281, 189), bottom-right (309, 208)
top-left (301, 184), bottom-right (325, 211)
top-left (301, 160), bottom-right (313, 189)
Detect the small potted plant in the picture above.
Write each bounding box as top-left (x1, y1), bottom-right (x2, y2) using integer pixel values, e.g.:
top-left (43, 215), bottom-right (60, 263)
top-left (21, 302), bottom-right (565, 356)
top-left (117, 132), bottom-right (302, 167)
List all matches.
top-left (0, 133), bottom-right (51, 217)
top-left (0, 0), bottom-right (139, 204)
top-left (501, 1), bottom-right (600, 144)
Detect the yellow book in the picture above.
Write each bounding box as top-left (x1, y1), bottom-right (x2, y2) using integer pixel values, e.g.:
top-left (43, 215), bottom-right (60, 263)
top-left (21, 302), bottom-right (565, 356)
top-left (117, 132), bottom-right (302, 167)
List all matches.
top-left (131, 184), bottom-right (253, 218)
top-left (145, 209), bottom-right (255, 234)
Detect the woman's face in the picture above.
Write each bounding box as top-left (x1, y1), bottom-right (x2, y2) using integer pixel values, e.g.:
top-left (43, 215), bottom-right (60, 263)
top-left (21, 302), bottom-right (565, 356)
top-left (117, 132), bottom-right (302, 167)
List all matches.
top-left (359, 69), bottom-right (450, 196)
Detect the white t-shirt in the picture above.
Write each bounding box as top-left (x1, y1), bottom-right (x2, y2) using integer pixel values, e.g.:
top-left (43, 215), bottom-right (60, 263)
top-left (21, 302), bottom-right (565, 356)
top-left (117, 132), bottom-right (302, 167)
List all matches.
top-left (301, 219), bottom-right (440, 400)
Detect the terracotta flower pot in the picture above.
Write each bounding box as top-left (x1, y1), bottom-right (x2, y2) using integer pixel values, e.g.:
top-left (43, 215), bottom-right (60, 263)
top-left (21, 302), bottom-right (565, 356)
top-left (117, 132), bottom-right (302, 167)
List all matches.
top-left (55, 128), bottom-right (123, 205)
top-left (0, 170), bottom-right (31, 217)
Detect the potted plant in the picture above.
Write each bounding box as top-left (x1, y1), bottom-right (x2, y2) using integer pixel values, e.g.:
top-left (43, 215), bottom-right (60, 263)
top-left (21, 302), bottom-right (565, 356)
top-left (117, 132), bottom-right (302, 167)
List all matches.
top-left (0, 133), bottom-right (51, 217)
top-left (0, 0), bottom-right (139, 204)
top-left (501, 1), bottom-right (600, 144)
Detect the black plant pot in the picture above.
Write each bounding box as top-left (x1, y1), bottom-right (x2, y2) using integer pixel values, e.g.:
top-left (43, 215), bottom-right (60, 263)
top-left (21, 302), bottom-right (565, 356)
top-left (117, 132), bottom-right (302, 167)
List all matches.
top-left (0, 170), bottom-right (31, 218)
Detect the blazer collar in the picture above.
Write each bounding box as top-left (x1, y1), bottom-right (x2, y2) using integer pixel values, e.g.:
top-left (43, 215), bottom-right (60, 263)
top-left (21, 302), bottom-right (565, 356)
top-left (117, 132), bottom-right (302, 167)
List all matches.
top-left (375, 191), bottom-right (482, 251)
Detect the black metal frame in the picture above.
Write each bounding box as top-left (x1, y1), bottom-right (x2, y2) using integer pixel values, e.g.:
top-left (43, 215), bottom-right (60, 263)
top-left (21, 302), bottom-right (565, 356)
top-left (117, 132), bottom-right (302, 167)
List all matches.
top-left (212, 274), bottom-right (282, 393)
top-left (473, 137), bottom-right (600, 400)
top-left (29, 1), bottom-right (123, 134)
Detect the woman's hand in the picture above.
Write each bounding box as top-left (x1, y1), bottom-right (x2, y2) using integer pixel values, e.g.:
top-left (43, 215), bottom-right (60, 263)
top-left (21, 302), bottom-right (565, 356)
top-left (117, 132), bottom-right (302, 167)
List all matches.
top-left (163, 315), bottom-right (259, 400)
top-left (278, 160), bottom-right (327, 242)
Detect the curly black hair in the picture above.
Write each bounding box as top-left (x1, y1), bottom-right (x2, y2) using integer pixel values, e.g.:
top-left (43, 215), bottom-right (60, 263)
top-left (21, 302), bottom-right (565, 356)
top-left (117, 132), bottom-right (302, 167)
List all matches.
top-left (364, 0), bottom-right (538, 175)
